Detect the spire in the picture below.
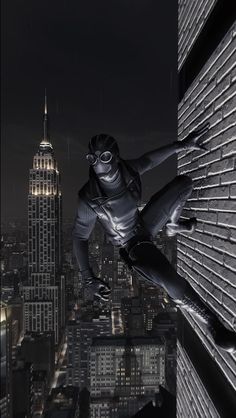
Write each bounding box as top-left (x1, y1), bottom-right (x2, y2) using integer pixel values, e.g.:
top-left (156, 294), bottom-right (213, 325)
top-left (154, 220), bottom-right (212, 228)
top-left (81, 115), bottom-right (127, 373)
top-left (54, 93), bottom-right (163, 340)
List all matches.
top-left (39, 89), bottom-right (53, 152)
top-left (44, 88), bottom-right (47, 116)
top-left (43, 88), bottom-right (48, 140)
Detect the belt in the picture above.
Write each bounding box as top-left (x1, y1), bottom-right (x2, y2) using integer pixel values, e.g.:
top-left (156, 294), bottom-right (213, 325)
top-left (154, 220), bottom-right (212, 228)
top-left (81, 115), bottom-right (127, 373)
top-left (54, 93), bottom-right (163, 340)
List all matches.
top-left (124, 234), bottom-right (153, 255)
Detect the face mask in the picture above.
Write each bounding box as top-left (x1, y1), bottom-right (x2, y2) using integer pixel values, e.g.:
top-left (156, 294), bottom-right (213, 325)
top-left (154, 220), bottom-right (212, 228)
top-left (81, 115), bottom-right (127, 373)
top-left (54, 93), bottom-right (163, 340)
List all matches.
top-left (87, 134), bottom-right (120, 181)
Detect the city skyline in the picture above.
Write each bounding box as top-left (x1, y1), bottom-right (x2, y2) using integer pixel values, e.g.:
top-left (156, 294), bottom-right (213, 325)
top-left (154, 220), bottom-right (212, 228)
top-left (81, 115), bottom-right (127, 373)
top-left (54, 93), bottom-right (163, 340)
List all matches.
top-left (1, 92), bottom-right (178, 416)
top-left (2, 1), bottom-right (235, 417)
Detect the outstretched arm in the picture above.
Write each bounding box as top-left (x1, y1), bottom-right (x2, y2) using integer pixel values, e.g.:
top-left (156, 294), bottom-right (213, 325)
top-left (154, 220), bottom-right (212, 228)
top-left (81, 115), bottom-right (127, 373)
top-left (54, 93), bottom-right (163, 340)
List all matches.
top-left (128, 123), bottom-right (209, 175)
top-left (128, 142), bottom-right (180, 175)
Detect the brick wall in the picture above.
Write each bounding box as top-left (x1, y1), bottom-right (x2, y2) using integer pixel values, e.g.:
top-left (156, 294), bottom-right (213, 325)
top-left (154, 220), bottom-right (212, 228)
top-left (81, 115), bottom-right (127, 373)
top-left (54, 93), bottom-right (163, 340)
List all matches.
top-left (177, 341), bottom-right (220, 417)
top-left (177, 20), bottom-right (236, 395)
top-left (178, 0), bottom-right (217, 70)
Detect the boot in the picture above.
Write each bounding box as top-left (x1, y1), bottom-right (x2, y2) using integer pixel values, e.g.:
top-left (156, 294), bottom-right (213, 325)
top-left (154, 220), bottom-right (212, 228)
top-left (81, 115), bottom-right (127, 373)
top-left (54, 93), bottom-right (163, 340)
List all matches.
top-left (166, 217), bottom-right (197, 237)
top-left (174, 286), bottom-right (236, 353)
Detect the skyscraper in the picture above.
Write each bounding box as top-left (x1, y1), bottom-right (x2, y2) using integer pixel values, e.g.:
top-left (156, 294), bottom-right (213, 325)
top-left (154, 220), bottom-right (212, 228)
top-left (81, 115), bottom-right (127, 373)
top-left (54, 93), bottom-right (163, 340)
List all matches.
top-left (0, 302), bottom-right (12, 418)
top-left (177, 1), bottom-right (236, 416)
top-left (66, 314), bottom-right (111, 389)
top-left (22, 92), bottom-right (63, 345)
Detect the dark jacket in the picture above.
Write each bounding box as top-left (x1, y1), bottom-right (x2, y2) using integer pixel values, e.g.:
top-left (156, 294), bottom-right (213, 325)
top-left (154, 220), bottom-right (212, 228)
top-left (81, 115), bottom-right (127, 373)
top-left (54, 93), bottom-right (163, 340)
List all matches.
top-left (72, 142), bottom-right (179, 274)
top-left (78, 159), bottom-right (142, 246)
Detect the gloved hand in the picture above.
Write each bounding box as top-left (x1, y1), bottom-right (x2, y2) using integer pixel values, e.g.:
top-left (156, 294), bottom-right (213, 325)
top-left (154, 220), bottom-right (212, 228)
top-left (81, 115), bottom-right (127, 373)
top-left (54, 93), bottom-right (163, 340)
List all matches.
top-left (85, 276), bottom-right (111, 302)
top-left (180, 122), bottom-right (210, 151)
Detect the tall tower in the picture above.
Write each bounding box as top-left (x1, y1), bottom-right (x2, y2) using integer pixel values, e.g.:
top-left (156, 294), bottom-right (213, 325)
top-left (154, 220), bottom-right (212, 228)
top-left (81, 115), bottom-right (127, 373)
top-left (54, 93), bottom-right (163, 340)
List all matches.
top-left (22, 92), bottom-right (63, 345)
top-left (177, 2), bottom-right (236, 416)
top-left (0, 303), bottom-right (12, 418)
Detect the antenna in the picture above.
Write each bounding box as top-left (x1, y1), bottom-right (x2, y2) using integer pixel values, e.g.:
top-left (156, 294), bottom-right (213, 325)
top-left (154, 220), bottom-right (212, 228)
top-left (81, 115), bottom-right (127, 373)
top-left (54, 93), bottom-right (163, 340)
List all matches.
top-left (44, 88), bottom-right (47, 115)
top-left (43, 88), bottom-right (48, 140)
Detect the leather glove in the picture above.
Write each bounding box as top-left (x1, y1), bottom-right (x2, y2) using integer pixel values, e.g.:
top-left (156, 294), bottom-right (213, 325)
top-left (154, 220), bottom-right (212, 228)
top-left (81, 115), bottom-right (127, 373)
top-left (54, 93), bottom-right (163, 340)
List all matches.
top-left (180, 122), bottom-right (209, 151)
top-left (85, 276), bottom-right (111, 302)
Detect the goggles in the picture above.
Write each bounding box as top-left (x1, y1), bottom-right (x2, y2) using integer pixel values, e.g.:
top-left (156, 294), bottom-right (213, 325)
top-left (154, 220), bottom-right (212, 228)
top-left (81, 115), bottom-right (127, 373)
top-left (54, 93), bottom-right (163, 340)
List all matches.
top-left (86, 150), bottom-right (113, 165)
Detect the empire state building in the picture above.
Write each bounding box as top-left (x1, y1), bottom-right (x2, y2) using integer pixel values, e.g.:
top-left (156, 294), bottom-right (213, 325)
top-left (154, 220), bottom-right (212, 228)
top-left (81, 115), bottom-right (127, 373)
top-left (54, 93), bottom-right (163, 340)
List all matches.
top-left (22, 93), bottom-right (64, 345)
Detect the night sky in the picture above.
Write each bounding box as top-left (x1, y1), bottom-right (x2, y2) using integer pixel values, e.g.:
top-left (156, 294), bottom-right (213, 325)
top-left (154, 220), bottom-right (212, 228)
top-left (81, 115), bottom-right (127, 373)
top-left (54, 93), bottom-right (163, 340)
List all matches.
top-left (1, 0), bottom-right (177, 221)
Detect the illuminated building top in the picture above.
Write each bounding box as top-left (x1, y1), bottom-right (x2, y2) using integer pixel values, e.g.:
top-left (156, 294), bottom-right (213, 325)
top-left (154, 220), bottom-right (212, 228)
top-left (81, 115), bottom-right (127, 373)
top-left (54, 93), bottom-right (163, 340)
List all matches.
top-left (30, 92), bottom-right (60, 195)
top-left (37, 89), bottom-right (53, 156)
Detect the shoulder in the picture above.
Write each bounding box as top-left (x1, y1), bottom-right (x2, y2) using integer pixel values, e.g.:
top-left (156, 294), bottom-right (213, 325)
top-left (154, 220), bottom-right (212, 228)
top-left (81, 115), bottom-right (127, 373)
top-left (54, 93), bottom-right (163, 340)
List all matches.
top-left (123, 159), bottom-right (141, 176)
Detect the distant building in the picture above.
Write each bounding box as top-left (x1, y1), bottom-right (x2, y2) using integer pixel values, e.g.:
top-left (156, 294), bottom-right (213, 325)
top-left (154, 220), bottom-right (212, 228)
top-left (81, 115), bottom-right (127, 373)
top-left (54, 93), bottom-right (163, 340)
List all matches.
top-left (88, 223), bottom-right (104, 277)
top-left (0, 303), bottom-right (12, 418)
top-left (9, 251), bottom-right (25, 271)
top-left (20, 332), bottom-right (55, 385)
top-left (66, 315), bottom-right (111, 389)
top-left (101, 237), bottom-right (115, 296)
top-left (90, 336), bottom-right (166, 418)
top-left (66, 320), bottom-right (80, 388)
top-left (64, 268), bottom-right (76, 312)
top-left (43, 386), bottom-right (79, 418)
top-left (152, 311), bottom-right (177, 395)
top-left (132, 386), bottom-right (176, 418)
top-left (32, 370), bottom-right (48, 417)
top-left (22, 93), bottom-right (64, 345)
top-left (154, 231), bottom-right (177, 268)
top-left (7, 297), bottom-right (24, 361)
top-left (1, 287), bottom-right (15, 304)
top-left (12, 361), bottom-right (34, 418)
top-left (112, 246), bottom-right (133, 310)
top-left (138, 283), bottom-right (169, 332)
top-left (121, 297), bottom-right (145, 336)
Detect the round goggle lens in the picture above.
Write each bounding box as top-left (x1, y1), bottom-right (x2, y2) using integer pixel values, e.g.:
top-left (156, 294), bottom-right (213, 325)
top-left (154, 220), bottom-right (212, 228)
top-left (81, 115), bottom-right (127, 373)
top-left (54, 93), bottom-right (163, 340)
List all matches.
top-left (100, 151), bottom-right (113, 163)
top-left (86, 154), bottom-right (97, 165)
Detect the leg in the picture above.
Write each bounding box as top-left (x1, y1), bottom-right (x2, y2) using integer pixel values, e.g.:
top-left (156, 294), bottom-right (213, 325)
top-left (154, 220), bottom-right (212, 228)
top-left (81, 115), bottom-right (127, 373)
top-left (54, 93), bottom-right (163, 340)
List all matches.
top-left (126, 241), bottom-right (236, 353)
top-left (141, 175), bottom-right (195, 238)
top-left (128, 241), bottom-right (187, 299)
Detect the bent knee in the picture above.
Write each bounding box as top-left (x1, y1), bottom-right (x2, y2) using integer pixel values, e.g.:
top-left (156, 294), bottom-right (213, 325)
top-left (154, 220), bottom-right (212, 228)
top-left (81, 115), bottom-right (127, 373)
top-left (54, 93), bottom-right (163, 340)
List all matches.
top-left (176, 175), bottom-right (193, 190)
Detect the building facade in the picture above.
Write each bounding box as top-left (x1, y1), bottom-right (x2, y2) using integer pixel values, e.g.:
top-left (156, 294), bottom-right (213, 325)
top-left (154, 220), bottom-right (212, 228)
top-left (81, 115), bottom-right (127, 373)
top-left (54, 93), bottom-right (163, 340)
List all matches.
top-left (177, 1), bottom-right (236, 416)
top-left (66, 315), bottom-right (111, 389)
top-left (90, 336), bottom-right (166, 418)
top-left (12, 361), bottom-right (34, 418)
top-left (0, 303), bottom-right (12, 418)
top-left (22, 94), bottom-right (63, 345)
top-left (43, 386), bottom-right (79, 417)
